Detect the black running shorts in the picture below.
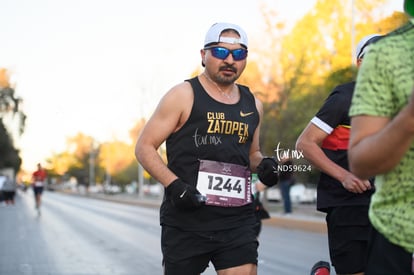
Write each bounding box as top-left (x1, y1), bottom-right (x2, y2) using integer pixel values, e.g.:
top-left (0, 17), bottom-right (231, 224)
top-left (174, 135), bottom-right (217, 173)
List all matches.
top-left (161, 224), bottom-right (258, 275)
top-left (2, 191), bottom-right (15, 201)
top-left (365, 226), bottom-right (413, 275)
top-left (326, 205), bottom-right (371, 274)
top-left (33, 186), bottom-right (44, 195)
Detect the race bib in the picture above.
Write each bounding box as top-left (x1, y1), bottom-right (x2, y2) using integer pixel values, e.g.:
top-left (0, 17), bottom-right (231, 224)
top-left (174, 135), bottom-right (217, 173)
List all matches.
top-left (34, 181), bottom-right (44, 187)
top-left (197, 159), bottom-right (252, 207)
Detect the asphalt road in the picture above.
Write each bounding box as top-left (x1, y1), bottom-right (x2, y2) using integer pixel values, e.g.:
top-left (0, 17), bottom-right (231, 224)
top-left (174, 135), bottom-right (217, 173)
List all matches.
top-left (0, 190), bottom-right (334, 275)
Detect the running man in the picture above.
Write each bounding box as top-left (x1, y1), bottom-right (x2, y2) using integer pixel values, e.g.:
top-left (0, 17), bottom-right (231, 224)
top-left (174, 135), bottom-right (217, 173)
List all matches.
top-left (348, 2), bottom-right (414, 272)
top-left (32, 163), bottom-right (47, 213)
top-left (296, 34), bottom-right (383, 275)
top-left (135, 22), bottom-right (278, 275)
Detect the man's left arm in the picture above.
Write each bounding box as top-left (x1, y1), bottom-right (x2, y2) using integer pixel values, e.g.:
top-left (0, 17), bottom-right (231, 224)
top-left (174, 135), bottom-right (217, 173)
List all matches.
top-left (249, 97), bottom-right (265, 170)
top-left (249, 98), bottom-right (278, 187)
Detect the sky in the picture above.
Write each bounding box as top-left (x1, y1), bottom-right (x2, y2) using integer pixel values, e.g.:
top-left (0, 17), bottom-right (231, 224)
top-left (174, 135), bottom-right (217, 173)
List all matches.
top-left (0, 0), bottom-right (404, 172)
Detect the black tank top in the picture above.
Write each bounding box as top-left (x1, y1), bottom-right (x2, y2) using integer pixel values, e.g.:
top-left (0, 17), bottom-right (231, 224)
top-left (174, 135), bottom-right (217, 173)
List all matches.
top-left (314, 82), bottom-right (374, 211)
top-left (160, 76), bottom-right (259, 231)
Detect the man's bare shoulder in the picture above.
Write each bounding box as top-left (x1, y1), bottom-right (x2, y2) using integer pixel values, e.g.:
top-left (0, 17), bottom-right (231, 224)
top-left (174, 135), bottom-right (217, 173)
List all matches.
top-left (162, 80), bottom-right (194, 104)
top-left (251, 95), bottom-right (263, 117)
top-left (168, 80), bottom-right (193, 95)
top-left (152, 80), bottom-right (194, 127)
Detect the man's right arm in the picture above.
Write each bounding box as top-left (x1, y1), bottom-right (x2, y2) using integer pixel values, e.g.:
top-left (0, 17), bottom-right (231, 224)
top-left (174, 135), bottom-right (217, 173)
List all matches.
top-left (349, 93), bottom-right (414, 179)
top-left (135, 82), bottom-right (193, 188)
top-left (296, 122), bottom-right (370, 194)
top-left (296, 123), bottom-right (348, 181)
top-left (135, 82), bottom-right (205, 209)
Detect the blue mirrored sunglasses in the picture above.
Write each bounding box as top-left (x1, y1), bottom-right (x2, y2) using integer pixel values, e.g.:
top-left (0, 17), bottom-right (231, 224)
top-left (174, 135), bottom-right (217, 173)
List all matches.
top-left (204, 46), bottom-right (248, 61)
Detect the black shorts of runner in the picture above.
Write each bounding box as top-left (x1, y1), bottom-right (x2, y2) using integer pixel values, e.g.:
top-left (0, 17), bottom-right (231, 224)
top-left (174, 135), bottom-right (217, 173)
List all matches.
top-left (33, 186), bottom-right (44, 196)
top-left (326, 205), bottom-right (371, 274)
top-left (161, 224), bottom-right (258, 275)
top-left (365, 226), bottom-right (413, 275)
top-left (3, 191), bottom-right (15, 201)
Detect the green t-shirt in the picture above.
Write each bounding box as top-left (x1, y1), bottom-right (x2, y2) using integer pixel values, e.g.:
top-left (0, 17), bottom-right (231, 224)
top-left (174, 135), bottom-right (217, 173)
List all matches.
top-left (349, 20), bottom-right (414, 253)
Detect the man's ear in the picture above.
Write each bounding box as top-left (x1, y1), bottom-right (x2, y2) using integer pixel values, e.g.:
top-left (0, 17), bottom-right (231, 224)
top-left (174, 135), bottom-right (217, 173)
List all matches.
top-left (200, 49), bottom-right (206, 67)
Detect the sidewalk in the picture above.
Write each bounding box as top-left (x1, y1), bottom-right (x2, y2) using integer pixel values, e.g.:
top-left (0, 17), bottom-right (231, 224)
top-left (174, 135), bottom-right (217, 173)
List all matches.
top-left (263, 201), bottom-right (327, 233)
top-left (67, 190), bottom-right (327, 234)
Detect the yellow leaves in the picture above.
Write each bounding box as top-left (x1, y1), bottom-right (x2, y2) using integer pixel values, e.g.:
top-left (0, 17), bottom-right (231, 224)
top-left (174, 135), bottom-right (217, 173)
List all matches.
top-left (98, 140), bottom-right (135, 176)
top-left (0, 68), bottom-right (11, 88)
top-left (47, 131), bottom-right (138, 178)
top-left (42, 115), bottom-right (154, 178)
top-left (129, 118), bottom-right (146, 142)
top-left (375, 11), bottom-right (410, 33)
top-left (47, 151), bottom-right (77, 176)
top-left (143, 169), bottom-right (151, 180)
top-left (254, 0), bottom-right (406, 101)
top-left (66, 132), bottom-right (94, 160)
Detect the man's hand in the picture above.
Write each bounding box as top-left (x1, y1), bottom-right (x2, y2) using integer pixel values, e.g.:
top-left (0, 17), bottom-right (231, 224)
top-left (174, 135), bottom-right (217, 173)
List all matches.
top-left (257, 157), bottom-right (279, 187)
top-left (166, 179), bottom-right (205, 210)
top-left (341, 172), bottom-right (372, 193)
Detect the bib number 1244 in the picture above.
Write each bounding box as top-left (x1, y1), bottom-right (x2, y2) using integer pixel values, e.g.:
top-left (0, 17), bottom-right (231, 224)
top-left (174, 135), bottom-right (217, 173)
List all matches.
top-left (207, 175), bottom-right (243, 194)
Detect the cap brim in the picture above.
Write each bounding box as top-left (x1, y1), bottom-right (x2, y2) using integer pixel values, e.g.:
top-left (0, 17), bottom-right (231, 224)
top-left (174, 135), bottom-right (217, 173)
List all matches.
top-left (405, 0), bottom-right (414, 17)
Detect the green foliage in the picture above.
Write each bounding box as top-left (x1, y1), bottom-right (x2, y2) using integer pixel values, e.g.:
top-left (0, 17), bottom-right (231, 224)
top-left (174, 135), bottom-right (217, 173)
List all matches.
top-left (0, 87), bottom-right (26, 136)
top-left (256, 0), bottom-right (406, 185)
top-left (323, 66), bottom-right (358, 93)
top-left (0, 69), bottom-right (25, 174)
top-left (0, 119), bottom-right (21, 172)
top-left (259, 66), bottom-right (358, 184)
top-left (111, 161), bottom-right (139, 188)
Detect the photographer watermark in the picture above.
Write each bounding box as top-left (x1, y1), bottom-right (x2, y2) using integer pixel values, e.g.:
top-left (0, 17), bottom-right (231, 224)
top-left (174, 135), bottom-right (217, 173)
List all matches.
top-left (274, 142), bottom-right (312, 172)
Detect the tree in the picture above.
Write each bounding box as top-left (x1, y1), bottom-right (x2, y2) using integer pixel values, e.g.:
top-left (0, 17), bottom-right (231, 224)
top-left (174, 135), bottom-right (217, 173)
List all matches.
top-left (46, 151), bottom-right (78, 176)
top-left (0, 68), bottom-right (25, 173)
top-left (46, 133), bottom-right (100, 184)
top-left (253, 0), bottom-right (409, 155)
top-left (0, 68), bottom-right (26, 136)
top-left (99, 140), bottom-right (135, 185)
top-left (129, 117), bottom-right (146, 142)
top-left (0, 121), bottom-right (21, 172)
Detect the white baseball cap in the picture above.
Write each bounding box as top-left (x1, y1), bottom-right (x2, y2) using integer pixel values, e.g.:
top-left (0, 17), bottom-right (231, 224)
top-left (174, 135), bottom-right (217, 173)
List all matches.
top-left (204, 22), bottom-right (248, 48)
top-left (355, 34), bottom-right (383, 60)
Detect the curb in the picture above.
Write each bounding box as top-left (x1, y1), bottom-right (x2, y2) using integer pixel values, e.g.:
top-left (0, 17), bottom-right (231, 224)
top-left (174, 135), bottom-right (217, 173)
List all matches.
top-left (62, 191), bottom-right (327, 233)
top-left (264, 215), bottom-right (327, 234)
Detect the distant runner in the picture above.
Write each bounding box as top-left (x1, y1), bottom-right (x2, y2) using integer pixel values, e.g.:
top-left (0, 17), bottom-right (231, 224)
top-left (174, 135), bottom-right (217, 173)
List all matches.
top-left (32, 163), bottom-right (47, 214)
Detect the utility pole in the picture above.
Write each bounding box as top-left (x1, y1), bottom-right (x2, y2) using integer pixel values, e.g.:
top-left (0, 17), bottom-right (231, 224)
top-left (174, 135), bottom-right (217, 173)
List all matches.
top-left (89, 151), bottom-right (95, 186)
top-left (89, 140), bottom-right (98, 187)
top-left (138, 163), bottom-right (144, 198)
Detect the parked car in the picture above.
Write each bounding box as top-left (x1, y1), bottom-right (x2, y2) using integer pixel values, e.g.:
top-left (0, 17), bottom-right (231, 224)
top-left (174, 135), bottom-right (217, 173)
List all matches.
top-left (290, 183), bottom-right (317, 204)
top-left (143, 183), bottom-right (162, 197)
top-left (103, 184), bottom-right (121, 194)
top-left (266, 186), bottom-right (282, 202)
top-left (266, 183), bottom-right (316, 204)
